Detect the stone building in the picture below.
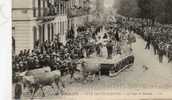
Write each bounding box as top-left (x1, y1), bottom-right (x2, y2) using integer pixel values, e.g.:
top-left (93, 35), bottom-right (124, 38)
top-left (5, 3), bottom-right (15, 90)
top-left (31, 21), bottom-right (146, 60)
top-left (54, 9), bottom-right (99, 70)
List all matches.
top-left (12, 0), bottom-right (68, 54)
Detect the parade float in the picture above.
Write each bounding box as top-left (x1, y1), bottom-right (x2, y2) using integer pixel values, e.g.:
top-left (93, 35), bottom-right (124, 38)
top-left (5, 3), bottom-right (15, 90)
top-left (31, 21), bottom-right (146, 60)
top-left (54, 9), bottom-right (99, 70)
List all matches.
top-left (80, 52), bottom-right (135, 77)
top-left (79, 23), bottom-right (136, 77)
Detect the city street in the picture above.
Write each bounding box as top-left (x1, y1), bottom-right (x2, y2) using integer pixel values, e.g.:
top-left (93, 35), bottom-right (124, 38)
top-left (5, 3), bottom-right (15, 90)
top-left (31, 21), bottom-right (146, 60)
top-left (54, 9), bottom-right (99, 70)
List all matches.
top-left (18, 34), bottom-right (172, 100)
top-left (11, 0), bottom-right (172, 100)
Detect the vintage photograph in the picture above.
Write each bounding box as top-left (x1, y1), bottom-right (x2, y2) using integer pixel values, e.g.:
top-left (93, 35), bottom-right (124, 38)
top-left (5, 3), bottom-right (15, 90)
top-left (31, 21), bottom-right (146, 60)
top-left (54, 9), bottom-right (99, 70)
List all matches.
top-left (12, 0), bottom-right (172, 99)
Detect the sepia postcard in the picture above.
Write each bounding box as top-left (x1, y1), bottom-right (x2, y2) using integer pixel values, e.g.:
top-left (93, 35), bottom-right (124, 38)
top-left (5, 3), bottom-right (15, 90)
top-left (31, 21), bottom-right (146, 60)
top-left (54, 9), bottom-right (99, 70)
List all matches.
top-left (1, 0), bottom-right (172, 100)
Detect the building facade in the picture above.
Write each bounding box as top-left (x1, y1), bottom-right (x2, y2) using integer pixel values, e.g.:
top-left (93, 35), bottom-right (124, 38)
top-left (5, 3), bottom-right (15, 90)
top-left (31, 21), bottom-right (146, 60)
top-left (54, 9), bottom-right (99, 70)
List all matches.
top-left (12, 0), bottom-right (68, 54)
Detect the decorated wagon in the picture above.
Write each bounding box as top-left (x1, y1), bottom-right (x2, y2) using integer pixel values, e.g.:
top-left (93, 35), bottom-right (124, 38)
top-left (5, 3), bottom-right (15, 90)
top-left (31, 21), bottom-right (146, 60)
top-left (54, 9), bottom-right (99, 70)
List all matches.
top-left (80, 52), bottom-right (135, 77)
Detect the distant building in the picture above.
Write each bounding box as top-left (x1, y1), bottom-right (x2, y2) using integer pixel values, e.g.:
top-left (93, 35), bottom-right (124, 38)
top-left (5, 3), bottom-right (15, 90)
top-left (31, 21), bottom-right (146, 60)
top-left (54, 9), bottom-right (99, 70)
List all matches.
top-left (12, 0), bottom-right (68, 54)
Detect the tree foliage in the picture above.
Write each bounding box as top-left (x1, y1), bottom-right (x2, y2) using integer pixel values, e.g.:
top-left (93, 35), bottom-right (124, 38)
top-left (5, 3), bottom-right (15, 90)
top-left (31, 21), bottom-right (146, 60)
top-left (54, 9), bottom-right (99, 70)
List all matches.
top-left (117, 0), bottom-right (140, 18)
top-left (115, 0), bottom-right (172, 24)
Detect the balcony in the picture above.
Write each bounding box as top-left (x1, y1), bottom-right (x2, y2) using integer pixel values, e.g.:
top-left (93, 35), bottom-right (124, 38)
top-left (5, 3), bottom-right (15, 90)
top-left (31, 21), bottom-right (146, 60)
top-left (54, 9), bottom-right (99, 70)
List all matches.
top-left (36, 1), bottom-right (68, 21)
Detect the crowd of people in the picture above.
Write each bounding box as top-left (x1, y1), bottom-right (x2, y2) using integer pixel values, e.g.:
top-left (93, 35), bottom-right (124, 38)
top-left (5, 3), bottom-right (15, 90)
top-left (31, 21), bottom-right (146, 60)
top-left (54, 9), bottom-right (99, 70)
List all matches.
top-left (13, 35), bottom-right (83, 74)
top-left (13, 18), bottom-right (137, 99)
top-left (121, 17), bottom-right (172, 63)
top-left (13, 20), bottom-right (136, 76)
top-left (13, 16), bottom-right (172, 79)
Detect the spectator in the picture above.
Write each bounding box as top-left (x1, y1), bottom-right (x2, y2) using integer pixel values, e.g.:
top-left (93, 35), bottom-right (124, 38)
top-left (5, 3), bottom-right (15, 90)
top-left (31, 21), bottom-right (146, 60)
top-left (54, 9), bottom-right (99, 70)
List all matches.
top-left (14, 77), bottom-right (22, 100)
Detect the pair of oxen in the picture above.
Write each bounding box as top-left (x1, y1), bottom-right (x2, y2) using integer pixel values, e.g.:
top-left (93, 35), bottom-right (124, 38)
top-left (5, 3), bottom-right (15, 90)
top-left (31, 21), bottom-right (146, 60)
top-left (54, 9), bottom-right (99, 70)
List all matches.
top-left (17, 60), bottom-right (101, 99)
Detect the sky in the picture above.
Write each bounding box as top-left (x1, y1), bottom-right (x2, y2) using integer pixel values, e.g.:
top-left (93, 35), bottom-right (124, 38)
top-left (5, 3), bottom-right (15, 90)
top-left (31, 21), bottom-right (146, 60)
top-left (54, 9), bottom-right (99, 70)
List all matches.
top-left (104, 0), bottom-right (114, 8)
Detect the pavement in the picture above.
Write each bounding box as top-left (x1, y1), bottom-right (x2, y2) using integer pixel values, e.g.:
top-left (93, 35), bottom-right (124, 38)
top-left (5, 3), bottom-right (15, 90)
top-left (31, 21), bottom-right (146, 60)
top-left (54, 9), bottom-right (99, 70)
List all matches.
top-left (13, 35), bottom-right (172, 100)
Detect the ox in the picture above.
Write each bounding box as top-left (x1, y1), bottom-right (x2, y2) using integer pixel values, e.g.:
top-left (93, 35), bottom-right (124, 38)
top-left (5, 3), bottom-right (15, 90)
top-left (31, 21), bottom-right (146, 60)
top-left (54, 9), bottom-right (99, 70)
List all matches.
top-left (20, 70), bottom-right (65, 99)
top-left (24, 67), bottom-right (51, 76)
top-left (77, 60), bottom-right (101, 82)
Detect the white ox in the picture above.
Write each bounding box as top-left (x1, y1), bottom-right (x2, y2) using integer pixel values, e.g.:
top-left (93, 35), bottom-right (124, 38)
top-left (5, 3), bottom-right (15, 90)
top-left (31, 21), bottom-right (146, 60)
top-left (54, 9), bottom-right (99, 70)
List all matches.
top-left (20, 70), bottom-right (65, 99)
top-left (77, 60), bottom-right (101, 82)
top-left (24, 67), bottom-right (51, 76)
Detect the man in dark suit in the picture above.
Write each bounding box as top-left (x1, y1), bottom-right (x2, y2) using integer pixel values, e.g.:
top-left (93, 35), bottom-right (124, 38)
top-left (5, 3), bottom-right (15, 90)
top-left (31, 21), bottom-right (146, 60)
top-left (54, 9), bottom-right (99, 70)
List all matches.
top-left (145, 33), bottom-right (152, 50)
top-left (106, 40), bottom-right (113, 59)
top-left (14, 77), bottom-right (22, 100)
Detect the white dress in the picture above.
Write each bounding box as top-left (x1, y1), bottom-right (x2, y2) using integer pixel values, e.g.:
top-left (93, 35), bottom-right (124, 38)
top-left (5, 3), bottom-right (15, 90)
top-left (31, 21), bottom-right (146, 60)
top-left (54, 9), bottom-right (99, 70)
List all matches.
top-left (101, 45), bottom-right (108, 58)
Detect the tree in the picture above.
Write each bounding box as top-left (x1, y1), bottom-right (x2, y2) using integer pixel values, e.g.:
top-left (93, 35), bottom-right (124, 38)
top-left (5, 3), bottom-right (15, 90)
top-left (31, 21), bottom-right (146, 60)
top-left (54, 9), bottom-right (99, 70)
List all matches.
top-left (163, 0), bottom-right (172, 24)
top-left (138, 0), bottom-right (165, 24)
top-left (116, 0), bottom-right (172, 24)
top-left (117, 0), bottom-right (140, 18)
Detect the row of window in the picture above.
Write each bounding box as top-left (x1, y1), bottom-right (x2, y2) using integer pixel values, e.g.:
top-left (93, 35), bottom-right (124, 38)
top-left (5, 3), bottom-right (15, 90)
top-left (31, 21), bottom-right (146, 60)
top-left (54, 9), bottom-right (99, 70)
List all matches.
top-left (33, 21), bottom-right (67, 44)
top-left (33, 0), bottom-right (68, 17)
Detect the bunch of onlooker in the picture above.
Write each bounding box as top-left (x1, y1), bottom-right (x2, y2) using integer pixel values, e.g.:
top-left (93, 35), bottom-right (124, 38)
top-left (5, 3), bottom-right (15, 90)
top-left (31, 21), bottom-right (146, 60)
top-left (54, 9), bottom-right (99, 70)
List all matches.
top-left (118, 16), bottom-right (172, 63)
top-left (12, 29), bottom-right (100, 74)
top-left (13, 23), bottom-right (136, 75)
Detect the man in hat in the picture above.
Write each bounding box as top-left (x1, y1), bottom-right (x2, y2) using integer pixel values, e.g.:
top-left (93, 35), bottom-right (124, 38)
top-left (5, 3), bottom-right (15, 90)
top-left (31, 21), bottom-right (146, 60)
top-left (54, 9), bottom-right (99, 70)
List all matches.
top-left (158, 42), bottom-right (164, 63)
top-left (115, 29), bottom-right (120, 42)
top-left (145, 33), bottom-right (152, 50)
